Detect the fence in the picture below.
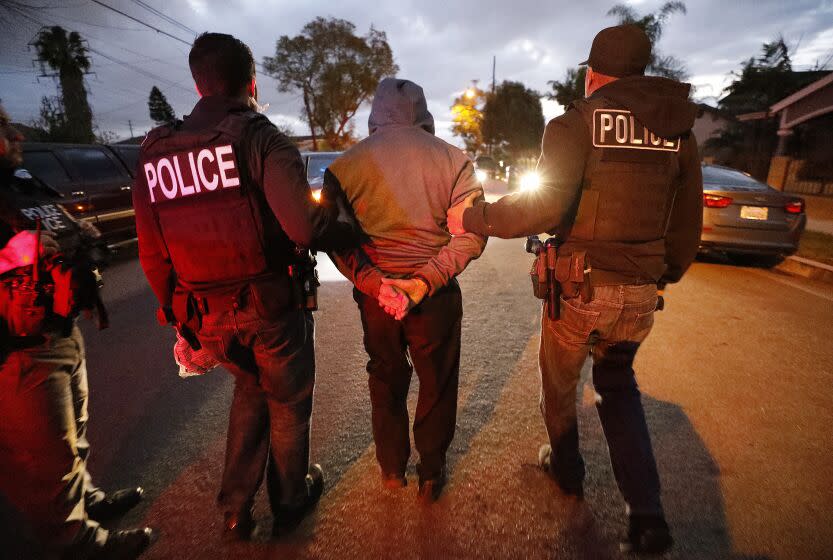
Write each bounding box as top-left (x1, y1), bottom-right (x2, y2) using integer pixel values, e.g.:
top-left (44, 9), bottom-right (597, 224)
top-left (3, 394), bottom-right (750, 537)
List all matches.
top-left (767, 156), bottom-right (833, 196)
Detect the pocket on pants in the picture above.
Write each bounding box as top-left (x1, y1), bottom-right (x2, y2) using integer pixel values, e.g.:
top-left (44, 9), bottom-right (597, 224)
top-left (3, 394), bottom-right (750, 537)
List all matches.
top-left (195, 331), bottom-right (226, 363)
top-left (548, 297), bottom-right (601, 345)
top-left (626, 300), bottom-right (657, 343)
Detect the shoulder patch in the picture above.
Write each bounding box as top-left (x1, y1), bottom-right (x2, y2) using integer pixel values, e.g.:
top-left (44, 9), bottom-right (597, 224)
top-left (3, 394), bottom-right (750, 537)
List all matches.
top-left (592, 109), bottom-right (679, 152)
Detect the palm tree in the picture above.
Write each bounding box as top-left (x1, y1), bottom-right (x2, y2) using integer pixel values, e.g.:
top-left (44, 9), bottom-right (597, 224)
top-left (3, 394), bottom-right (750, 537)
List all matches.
top-left (607, 1), bottom-right (688, 80)
top-left (33, 26), bottom-right (94, 143)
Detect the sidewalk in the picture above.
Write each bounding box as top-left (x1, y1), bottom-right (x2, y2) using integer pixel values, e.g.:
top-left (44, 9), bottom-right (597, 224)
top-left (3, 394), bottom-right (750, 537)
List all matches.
top-left (803, 194), bottom-right (833, 235)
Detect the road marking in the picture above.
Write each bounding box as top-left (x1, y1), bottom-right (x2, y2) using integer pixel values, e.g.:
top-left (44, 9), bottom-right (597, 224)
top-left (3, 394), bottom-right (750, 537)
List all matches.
top-left (747, 268), bottom-right (833, 302)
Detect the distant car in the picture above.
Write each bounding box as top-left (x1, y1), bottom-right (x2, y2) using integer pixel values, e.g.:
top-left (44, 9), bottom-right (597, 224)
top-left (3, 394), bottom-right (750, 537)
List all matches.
top-left (699, 164), bottom-right (806, 266)
top-left (21, 142), bottom-right (139, 246)
top-left (473, 155), bottom-right (500, 183)
top-left (300, 151), bottom-right (341, 201)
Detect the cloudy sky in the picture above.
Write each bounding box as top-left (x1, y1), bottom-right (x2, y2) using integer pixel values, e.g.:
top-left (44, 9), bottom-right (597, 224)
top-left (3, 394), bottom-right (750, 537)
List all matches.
top-left (1, 0), bottom-right (832, 146)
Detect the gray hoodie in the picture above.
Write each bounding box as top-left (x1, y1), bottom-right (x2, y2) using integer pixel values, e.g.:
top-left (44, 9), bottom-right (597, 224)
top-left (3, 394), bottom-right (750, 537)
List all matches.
top-left (328, 78), bottom-right (487, 296)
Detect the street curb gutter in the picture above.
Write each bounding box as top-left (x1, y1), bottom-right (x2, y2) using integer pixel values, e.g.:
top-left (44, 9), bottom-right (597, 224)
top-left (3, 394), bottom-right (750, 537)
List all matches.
top-left (776, 256), bottom-right (833, 285)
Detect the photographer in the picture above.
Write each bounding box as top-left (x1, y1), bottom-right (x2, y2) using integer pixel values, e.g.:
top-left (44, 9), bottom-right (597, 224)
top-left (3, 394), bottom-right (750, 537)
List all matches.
top-left (0, 103), bottom-right (153, 559)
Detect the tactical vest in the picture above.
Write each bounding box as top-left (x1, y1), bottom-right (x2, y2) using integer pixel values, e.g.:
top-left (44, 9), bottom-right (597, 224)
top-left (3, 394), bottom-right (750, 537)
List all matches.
top-left (0, 173), bottom-right (82, 253)
top-left (1, 173), bottom-right (105, 340)
top-left (561, 96), bottom-right (685, 283)
top-left (139, 111), bottom-right (294, 291)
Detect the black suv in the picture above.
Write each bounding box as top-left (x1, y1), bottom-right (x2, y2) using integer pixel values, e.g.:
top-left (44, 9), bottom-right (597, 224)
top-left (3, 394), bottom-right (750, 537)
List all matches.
top-left (21, 142), bottom-right (140, 245)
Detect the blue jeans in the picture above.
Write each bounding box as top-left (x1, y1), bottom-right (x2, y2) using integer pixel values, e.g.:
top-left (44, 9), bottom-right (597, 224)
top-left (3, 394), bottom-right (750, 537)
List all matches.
top-left (539, 284), bottom-right (663, 516)
top-left (195, 296), bottom-right (315, 515)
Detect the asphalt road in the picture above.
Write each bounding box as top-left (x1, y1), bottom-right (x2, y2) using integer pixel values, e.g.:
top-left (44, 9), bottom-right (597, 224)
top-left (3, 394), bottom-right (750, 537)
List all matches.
top-left (79, 238), bottom-right (833, 559)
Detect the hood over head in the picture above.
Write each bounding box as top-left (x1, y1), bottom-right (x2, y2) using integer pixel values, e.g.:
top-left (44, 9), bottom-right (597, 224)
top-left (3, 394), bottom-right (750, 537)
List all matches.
top-left (592, 75), bottom-right (697, 138)
top-left (368, 78), bottom-right (435, 135)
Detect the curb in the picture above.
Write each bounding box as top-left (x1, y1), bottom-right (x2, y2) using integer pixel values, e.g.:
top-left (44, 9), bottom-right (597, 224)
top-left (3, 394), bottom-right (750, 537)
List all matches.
top-left (776, 255), bottom-right (833, 284)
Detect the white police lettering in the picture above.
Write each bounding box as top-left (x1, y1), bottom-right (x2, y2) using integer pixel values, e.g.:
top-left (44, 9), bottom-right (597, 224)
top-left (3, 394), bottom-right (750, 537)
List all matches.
top-left (592, 109), bottom-right (680, 152)
top-left (20, 204), bottom-right (68, 231)
top-left (144, 144), bottom-right (239, 203)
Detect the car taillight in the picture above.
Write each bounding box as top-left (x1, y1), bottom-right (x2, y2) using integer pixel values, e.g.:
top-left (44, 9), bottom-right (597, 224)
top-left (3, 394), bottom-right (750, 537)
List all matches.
top-left (703, 194), bottom-right (732, 208)
top-left (785, 200), bottom-right (804, 214)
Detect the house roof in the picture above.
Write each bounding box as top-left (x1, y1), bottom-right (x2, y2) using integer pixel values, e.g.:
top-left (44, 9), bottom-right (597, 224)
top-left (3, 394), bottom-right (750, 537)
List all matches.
top-left (719, 70), bottom-right (830, 111)
top-left (696, 103), bottom-right (734, 120)
top-left (770, 72), bottom-right (833, 113)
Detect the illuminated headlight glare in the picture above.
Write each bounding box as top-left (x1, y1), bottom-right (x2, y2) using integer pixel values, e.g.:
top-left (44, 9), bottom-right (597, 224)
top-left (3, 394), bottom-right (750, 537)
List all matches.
top-left (475, 169), bottom-right (488, 183)
top-left (519, 172), bottom-right (540, 191)
top-left (311, 189), bottom-right (322, 202)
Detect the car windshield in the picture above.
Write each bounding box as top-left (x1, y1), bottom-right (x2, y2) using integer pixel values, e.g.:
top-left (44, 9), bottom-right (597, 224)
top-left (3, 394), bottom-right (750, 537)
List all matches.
top-left (702, 166), bottom-right (770, 191)
top-left (307, 154), bottom-right (339, 184)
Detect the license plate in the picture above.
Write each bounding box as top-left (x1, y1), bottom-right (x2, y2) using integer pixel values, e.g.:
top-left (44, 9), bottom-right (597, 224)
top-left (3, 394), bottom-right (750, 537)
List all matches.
top-left (740, 206), bottom-right (768, 220)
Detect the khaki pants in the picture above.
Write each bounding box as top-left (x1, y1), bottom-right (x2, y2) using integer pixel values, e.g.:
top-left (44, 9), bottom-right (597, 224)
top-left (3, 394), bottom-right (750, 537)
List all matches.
top-left (0, 326), bottom-right (108, 559)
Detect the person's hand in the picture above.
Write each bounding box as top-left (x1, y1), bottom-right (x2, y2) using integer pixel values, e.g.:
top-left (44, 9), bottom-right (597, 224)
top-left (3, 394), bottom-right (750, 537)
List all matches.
top-left (2, 230), bottom-right (58, 268)
top-left (447, 191), bottom-right (478, 235)
top-left (377, 283), bottom-right (411, 320)
top-left (78, 220), bottom-right (102, 239)
top-left (378, 277), bottom-right (429, 320)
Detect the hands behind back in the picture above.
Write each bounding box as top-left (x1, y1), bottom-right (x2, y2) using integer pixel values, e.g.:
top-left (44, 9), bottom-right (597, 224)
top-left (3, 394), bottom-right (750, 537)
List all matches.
top-left (376, 277), bottom-right (429, 321)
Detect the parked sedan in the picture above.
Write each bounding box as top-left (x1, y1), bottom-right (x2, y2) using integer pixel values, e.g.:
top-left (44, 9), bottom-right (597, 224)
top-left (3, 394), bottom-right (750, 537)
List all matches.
top-left (699, 164), bottom-right (806, 266)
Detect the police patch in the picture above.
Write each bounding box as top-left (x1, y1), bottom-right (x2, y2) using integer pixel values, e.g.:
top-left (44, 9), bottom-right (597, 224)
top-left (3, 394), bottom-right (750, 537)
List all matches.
top-left (592, 109), bottom-right (680, 152)
top-left (143, 144), bottom-right (240, 204)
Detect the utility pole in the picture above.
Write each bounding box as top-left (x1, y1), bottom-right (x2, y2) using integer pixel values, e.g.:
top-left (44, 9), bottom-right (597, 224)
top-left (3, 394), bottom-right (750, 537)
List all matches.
top-left (491, 55), bottom-right (496, 95)
top-left (128, 120), bottom-right (134, 138)
top-left (489, 55), bottom-right (496, 155)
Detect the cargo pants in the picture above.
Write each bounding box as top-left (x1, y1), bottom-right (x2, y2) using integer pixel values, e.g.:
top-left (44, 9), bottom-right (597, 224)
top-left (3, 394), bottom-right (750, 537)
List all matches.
top-left (0, 326), bottom-right (109, 559)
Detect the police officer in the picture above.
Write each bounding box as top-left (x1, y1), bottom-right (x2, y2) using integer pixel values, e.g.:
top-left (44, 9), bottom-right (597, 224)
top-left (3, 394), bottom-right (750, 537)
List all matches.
top-left (133, 33), bottom-right (356, 540)
top-left (0, 103), bottom-right (154, 559)
top-left (447, 25), bottom-right (703, 554)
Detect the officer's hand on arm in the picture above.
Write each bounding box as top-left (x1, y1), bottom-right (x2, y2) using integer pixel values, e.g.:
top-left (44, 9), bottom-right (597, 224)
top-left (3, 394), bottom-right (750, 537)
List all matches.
top-left (446, 191), bottom-right (478, 235)
top-left (0, 229), bottom-right (58, 270)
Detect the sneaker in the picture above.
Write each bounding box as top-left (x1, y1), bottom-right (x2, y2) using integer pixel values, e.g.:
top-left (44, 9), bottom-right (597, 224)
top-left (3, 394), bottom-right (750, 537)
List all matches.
top-left (91, 528), bottom-right (155, 560)
top-left (620, 514), bottom-right (673, 555)
top-left (87, 487), bottom-right (144, 522)
top-left (538, 444), bottom-right (583, 499)
top-left (273, 464), bottom-right (324, 537)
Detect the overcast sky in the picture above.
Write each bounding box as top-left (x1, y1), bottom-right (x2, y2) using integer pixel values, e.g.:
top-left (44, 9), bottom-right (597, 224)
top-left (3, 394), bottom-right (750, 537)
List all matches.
top-left (1, 0), bottom-right (832, 145)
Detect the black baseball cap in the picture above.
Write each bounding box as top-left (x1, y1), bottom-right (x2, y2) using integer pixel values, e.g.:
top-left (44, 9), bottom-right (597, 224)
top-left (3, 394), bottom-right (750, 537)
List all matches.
top-left (579, 24), bottom-right (652, 77)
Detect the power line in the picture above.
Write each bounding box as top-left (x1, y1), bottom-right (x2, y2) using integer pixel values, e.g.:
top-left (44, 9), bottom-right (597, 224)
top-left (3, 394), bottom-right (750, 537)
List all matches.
top-left (88, 47), bottom-right (193, 93)
top-left (129, 0), bottom-right (196, 36)
top-left (88, 0), bottom-right (192, 45)
top-left (85, 0), bottom-right (276, 81)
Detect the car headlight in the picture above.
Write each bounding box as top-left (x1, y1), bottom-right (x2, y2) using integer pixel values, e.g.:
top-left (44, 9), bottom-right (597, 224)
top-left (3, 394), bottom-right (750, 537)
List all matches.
top-left (311, 189), bottom-right (322, 202)
top-left (475, 169), bottom-right (488, 183)
top-left (519, 171), bottom-right (540, 192)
